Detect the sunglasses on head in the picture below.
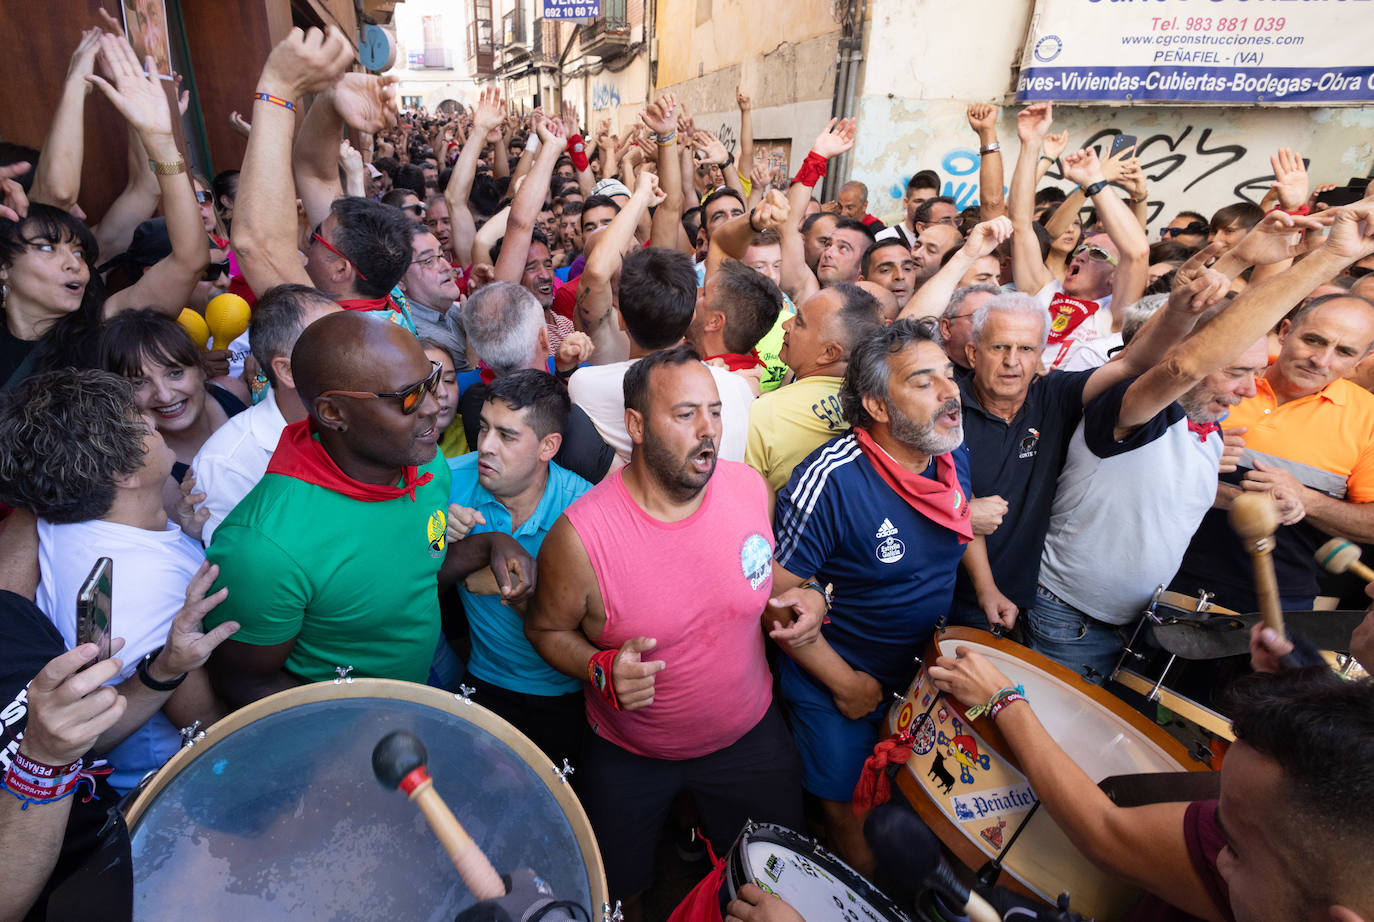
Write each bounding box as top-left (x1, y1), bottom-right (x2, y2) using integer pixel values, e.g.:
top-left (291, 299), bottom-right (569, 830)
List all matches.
top-left (320, 361), bottom-right (442, 415)
top-left (1073, 244), bottom-right (1119, 266)
top-left (195, 189), bottom-right (212, 204)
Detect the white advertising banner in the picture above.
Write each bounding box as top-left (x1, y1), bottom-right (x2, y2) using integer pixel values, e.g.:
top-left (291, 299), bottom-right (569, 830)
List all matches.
top-left (1016, 0), bottom-right (1374, 104)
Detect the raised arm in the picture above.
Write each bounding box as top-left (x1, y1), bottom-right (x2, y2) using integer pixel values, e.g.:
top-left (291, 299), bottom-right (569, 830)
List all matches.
top-left (642, 93), bottom-right (684, 247)
top-left (444, 87), bottom-right (505, 268)
top-left (900, 217), bottom-right (1013, 321)
top-left (1116, 208), bottom-right (1348, 434)
top-left (779, 118), bottom-right (856, 303)
top-left (560, 100), bottom-right (594, 196)
top-left (91, 32), bottom-right (208, 318)
top-left (577, 172), bottom-right (664, 358)
top-left (1009, 103), bottom-right (1055, 294)
top-left (29, 29), bottom-right (101, 211)
top-left (710, 188), bottom-right (790, 277)
top-left (92, 126), bottom-right (163, 262)
top-left (737, 85), bottom-right (755, 181)
top-left (231, 27), bottom-right (354, 295)
top-left (294, 71), bottom-right (398, 228)
top-left (1062, 146), bottom-right (1150, 310)
top-left (493, 113), bottom-right (564, 282)
top-left (967, 103), bottom-right (1006, 219)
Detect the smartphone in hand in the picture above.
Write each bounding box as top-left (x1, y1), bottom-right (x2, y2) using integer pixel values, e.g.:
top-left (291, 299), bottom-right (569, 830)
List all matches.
top-left (1110, 133), bottom-right (1138, 159)
top-left (76, 557), bottom-right (113, 666)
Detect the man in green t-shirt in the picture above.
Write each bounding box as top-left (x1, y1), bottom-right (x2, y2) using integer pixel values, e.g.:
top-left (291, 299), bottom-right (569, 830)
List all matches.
top-left (205, 313), bottom-right (533, 709)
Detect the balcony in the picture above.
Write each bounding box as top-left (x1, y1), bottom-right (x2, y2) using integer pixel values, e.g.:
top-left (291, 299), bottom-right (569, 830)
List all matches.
top-left (582, 0), bottom-right (630, 57)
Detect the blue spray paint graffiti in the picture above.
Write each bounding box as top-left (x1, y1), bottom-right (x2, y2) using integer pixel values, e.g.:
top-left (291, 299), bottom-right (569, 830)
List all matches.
top-left (591, 83), bottom-right (621, 110)
top-left (887, 148), bottom-right (998, 210)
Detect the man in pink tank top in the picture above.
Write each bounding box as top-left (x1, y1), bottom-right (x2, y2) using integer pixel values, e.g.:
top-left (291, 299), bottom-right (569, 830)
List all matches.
top-left (528, 345), bottom-right (811, 911)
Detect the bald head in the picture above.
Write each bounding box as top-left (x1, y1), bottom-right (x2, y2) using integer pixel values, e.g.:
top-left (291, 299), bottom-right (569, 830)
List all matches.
top-left (838, 181), bottom-right (870, 222)
top-left (856, 280), bottom-right (900, 323)
top-left (292, 311), bottom-right (429, 407)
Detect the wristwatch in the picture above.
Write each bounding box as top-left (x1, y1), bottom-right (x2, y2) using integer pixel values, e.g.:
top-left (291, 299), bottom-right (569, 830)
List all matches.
top-left (137, 645), bottom-right (187, 692)
top-left (1080, 179), bottom-right (1109, 198)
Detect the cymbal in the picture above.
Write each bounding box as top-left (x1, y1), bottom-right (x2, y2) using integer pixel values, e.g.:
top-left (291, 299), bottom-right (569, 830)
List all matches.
top-left (1150, 610), bottom-right (1366, 660)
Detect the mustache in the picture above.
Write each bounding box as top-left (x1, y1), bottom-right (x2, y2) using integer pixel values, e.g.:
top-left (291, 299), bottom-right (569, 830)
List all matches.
top-left (693, 438), bottom-right (716, 455)
top-left (936, 398), bottom-right (961, 417)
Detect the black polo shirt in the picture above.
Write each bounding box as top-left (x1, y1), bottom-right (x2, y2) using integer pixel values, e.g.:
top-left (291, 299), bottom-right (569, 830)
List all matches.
top-left (951, 367), bottom-right (1095, 620)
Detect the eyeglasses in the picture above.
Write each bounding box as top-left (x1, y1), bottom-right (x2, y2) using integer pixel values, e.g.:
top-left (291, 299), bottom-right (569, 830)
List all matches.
top-left (320, 361), bottom-right (442, 415)
top-left (312, 230), bottom-right (369, 281)
top-left (1072, 244), bottom-right (1119, 267)
top-left (195, 189), bottom-right (212, 204)
top-left (412, 252), bottom-right (447, 271)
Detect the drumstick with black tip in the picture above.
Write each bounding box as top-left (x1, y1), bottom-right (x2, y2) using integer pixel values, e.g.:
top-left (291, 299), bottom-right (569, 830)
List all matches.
top-left (372, 730), bottom-right (506, 900)
top-left (1315, 537), bottom-right (1374, 584)
top-left (1229, 492), bottom-right (1285, 636)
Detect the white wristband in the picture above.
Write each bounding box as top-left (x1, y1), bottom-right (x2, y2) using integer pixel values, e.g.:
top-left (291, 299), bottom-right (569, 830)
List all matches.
top-left (526, 133), bottom-right (541, 154)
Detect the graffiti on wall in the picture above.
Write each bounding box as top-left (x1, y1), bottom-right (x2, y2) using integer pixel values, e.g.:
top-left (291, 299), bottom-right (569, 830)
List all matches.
top-left (712, 123), bottom-right (739, 156)
top-left (886, 124), bottom-right (1279, 227)
top-left (591, 83), bottom-right (621, 111)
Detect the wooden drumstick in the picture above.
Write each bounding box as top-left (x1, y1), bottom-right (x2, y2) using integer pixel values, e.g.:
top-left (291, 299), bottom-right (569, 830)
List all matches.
top-left (1315, 537), bottom-right (1374, 584)
top-left (372, 730), bottom-right (506, 900)
top-left (1229, 492), bottom-right (1285, 635)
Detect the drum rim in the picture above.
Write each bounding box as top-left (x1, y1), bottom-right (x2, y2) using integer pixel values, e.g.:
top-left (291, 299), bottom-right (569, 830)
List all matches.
top-left (123, 678), bottom-right (607, 909)
top-left (890, 627), bottom-right (1206, 915)
top-left (728, 821), bottom-right (913, 922)
top-left (1154, 589), bottom-right (1238, 616)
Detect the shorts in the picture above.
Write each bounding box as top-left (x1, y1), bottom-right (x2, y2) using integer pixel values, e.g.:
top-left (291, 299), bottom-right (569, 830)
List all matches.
top-left (777, 655), bottom-right (887, 802)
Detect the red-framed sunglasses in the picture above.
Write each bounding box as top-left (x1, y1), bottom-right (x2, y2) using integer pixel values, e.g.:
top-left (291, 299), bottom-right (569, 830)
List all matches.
top-left (321, 361), bottom-right (442, 414)
top-left (312, 230), bottom-right (369, 281)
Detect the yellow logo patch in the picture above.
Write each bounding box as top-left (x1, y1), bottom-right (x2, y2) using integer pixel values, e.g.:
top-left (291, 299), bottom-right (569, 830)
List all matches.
top-left (427, 508), bottom-right (447, 557)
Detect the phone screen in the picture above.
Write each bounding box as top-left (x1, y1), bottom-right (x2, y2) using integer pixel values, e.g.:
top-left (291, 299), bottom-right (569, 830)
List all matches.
top-left (76, 558), bottom-right (113, 665)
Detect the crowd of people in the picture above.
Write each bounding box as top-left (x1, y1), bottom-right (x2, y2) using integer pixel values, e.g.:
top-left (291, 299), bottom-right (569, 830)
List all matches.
top-left (2, 19), bottom-right (1373, 922)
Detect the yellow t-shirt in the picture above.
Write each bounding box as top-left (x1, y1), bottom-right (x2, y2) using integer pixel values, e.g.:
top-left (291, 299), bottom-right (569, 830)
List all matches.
top-left (745, 375), bottom-right (847, 492)
top-left (755, 293), bottom-right (796, 394)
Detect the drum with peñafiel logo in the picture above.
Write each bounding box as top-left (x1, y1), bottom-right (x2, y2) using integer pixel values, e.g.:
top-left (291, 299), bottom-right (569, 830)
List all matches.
top-left (123, 679), bottom-right (608, 922)
top-left (889, 628), bottom-right (1208, 922)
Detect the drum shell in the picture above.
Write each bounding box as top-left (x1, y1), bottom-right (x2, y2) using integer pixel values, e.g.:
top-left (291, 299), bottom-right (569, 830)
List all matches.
top-left (890, 628), bottom-right (1206, 922)
top-left (124, 679), bottom-right (607, 922)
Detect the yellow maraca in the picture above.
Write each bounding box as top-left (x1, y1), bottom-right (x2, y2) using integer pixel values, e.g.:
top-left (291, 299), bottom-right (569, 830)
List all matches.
top-left (205, 293), bottom-right (251, 350)
top-left (177, 308), bottom-right (210, 349)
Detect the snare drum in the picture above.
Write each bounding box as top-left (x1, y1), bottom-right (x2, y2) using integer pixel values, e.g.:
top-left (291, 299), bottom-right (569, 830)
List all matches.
top-left (721, 822), bottom-right (911, 922)
top-left (890, 628), bottom-right (1206, 922)
top-left (125, 679), bottom-right (607, 921)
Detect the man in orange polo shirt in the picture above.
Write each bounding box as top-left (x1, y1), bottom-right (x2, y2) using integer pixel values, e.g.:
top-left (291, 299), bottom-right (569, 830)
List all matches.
top-left (1173, 290), bottom-right (1374, 611)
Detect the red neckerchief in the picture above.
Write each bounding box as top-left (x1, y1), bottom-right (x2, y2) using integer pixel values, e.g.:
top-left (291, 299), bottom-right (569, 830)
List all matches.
top-left (1187, 419), bottom-right (1220, 442)
top-left (1045, 290), bottom-right (1101, 346)
top-left (336, 295), bottom-right (399, 313)
top-left (853, 427), bottom-right (973, 543)
top-left (704, 351), bottom-right (766, 372)
top-left (478, 361), bottom-right (497, 385)
top-left (265, 419), bottom-right (432, 502)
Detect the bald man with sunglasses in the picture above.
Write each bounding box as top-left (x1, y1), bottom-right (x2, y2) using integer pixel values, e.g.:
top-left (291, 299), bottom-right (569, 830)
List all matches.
top-left (203, 313), bottom-right (534, 709)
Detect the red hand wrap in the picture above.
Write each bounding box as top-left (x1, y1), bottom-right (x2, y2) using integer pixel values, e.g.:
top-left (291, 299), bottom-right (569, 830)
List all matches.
top-left (587, 648), bottom-right (622, 711)
top-left (851, 731), bottom-right (914, 816)
top-left (567, 134), bottom-right (589, 173)
top-left (790, 151), bottom-right (829, 189)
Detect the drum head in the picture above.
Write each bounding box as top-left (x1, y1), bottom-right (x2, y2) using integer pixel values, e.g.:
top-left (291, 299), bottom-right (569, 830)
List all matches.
top-left (724, 822), bottom-right (911, 922)
top-left (126, 680), bottom-right (604, 921)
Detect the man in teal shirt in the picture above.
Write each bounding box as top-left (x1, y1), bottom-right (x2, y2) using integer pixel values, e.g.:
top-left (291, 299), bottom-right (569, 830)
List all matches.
top-left (449, 369), bottom-right (590, 763)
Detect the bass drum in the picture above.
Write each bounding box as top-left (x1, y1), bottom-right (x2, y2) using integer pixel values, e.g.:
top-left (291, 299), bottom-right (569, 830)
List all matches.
top-left (889, 628), bottom-right (1207, 922)
top-left (124, 679), bottom-right (607, 922)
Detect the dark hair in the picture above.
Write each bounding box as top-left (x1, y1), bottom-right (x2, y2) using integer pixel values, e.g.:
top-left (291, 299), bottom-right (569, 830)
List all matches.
top-left (1030, 220), bottom-right (1052, 262)
top-left (212, 170), bottom-right (240, 227)
top-left (329, 196), bottom-right (415, 297)
top-left (1228, 670), bottom-right (1374, 897)
top-left (561, 200), bottom-right (584, 219)
top-left (251, 284), bottom-right (337, 387)
top-left (861, 239), bottom-right (912, 277)
top-left (828, 216), bottom-right (876, 250)
top-left (0, 369), bottom-right (147, 523)
top-left (623, 343), bottom-right (702, 415)
top-left (713, 259), bottom-right (783, 354)
top-left (490, 226), bottom-right (552, 265)
top-left (749, 227), bottom-right (781, 248)
top-left (99, 308), bottom-right (203, 379)
top-left (1173, 210), bottom-right (1208, 226)
top-left (908, 170), bottom-right (941, 194)
top-left (681, 206), bottom-right (703, 242)
top-left (702, 187), bottom-right (746, 214)
top-left (0, 204), bottom-right (106, 374)
top-left (840, 317), bottom-right (940, 430)
top-left (1149, 239), bottom-right (1199, 265)
top-left (914, 196), bottom-right (956, 226)
top-left (801, 212), bottom-right (838, 236)
top-left (469, 173), bottom-right (505, 217)
top-left (381, 188), bottom-right (421, 209)
top-left (485, 368), bottom-right (570, 440)
top-left (1210, 201), bottom-right (1265, 234)
top-left (0, 143), bottom-right (39, 193)
top-left (580, 194), bottom-right (621, 228)
top-left (829, 283), bottom-right (885, 356)
top-left (394, 163), bottom-right (427, 198)
top-left (1035, 186), bottom-right (1067, 206)
top-left (374, 156), bottom-right (400, 179)
top-left (618, 247), bottom-right (698, 349)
